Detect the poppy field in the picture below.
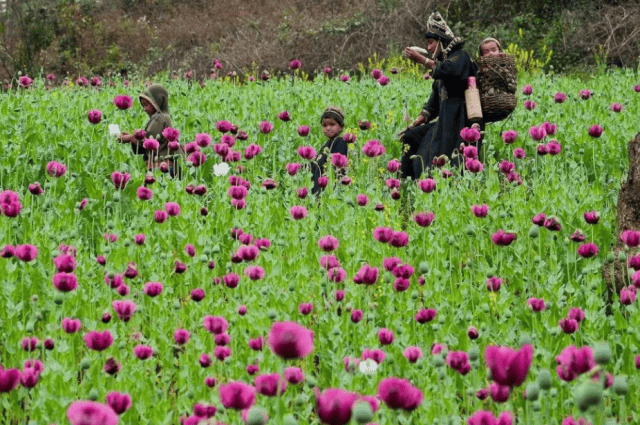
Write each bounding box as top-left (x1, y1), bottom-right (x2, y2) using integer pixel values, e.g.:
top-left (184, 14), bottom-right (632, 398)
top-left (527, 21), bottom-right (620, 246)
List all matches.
top-left (1, 65), bottom-right (640, 425)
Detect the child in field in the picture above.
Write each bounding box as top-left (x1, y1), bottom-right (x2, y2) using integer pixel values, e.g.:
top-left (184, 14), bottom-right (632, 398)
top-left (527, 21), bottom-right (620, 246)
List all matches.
top-left (311, 106), bottom-right (348, 195)
top-left (117, 84), bottom-right (179, 177)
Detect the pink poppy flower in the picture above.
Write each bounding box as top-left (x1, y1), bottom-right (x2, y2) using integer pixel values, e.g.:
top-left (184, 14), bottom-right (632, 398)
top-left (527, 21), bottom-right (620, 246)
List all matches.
top-left (289, 59), bottom-right (302, 69)
top-left (46, 161), bottom-right (67, 178)
top-left (268, 321), bottom-right (314, 359)
top-left (67, 401), bottom-right (118, 425)
top-left (415, 308), bottom-right (437, 323)
top-left (113, 95), bottom-right (133, 110)
top-left (105, 391), bottom-right (132, 415)
top-left (522, 84), bottom-right (532, 95)
top-left (84, 330), bottom-right (114, 351)
top-left (471, 203), bottom-right (489, 218)
top-left (298, 145), bottom-right (316, 160)
top-left (353, 264), bottom-right (379, 285)
top-left (15, 244), bottom-right (38, 262)
top-left (133, 344), bottom-right (153, 360)
top-left (362, 140), bottom-right (386, 157)
top-left (87, 109), bottom-right (102, 124)
top-left (577, 242), bottom-right (598, 258)
top-left (460, 127), bottom-right (481, 143)
top-left (492, 229), bottom-right (517, 246)
top-left (413, 211), bottom-right (435, 227)
top-left (278, 110), bottom-right (291, 121)
top-left (554, 92), bottom-right (567, 103)
top-left (502, 130), bottom-right (517, 144)
top-left (527, 298), bottom-right (546, 312)
top-left (112, 300), bottom-right (136, 322)
top-left (315, 388), bottom-right (359, 424)
top-left (111, 171), bottom-right (130, 190)
top-left (610, 102), bottom-right (623, 112)
top-left (513, 148), bottom-right (526, 159)
top-left (318, 235), bottom-right (339, 252)
top-left (377, 377), bottom-right (423, 411)
top-left (258, 121), bottom-right (273, 134)
top-left (588, 124), bottom-right (603, 138)
top-left (377, 75), bottom-right (390, 86)
top-left (418, 178), bottom-right (436, 193)
top-left (294, 125), bottom-right (310, 137)
top-left (484, 344), bottom-right (533, 387)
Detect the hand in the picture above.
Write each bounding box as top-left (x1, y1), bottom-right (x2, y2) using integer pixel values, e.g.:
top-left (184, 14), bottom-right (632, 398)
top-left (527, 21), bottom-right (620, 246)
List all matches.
top-left (117, 132), bottom-right (130, 143)
top-left (412, 115), bottom-right (426, 127)
top-left (404, 47), bottom-right (426, 65)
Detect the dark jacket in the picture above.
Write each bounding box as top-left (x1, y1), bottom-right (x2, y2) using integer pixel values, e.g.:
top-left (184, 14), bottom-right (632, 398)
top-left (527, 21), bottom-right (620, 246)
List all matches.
top-left (401, 40), bottom-right (479, 179)
top-left (311, 136), bottom-right (348, 195)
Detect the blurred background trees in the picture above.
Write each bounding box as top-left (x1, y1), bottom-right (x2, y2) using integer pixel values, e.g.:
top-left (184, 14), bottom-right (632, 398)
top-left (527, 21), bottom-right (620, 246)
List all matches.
top-left (1, 0), bottom-right (638, 80)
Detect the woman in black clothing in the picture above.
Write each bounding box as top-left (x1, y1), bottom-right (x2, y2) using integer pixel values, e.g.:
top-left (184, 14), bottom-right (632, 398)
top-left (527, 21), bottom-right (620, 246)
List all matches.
top-left (401, 12), bottom-right (481, 180)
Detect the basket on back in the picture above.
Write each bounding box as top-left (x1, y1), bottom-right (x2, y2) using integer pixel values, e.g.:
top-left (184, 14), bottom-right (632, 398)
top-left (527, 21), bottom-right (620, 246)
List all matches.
top-left (476, 53), bottom-right (517, 123)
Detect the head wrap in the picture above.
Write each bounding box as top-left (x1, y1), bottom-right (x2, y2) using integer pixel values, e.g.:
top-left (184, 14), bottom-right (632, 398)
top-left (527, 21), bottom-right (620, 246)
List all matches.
top-left (321, 106), bottom-right (345, 127)
top-left (424, 12), bottom-right (455, 44)
top-left (478, 37), bottom-right (503, 57)
top-left (140, 84), bottom-right (169, 114)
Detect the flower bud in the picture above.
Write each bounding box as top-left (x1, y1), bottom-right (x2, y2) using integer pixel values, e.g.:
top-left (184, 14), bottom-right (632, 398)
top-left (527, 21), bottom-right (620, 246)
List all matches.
top-left (352, 402), bottom-right (374, 424)
top-left (246, 407), bottom-right (267, 425)
top-left (538, 369), bottom-right (552, 390)
top-left (612, 376), bottom-right (628, 396)
top-left (593, 342), bottom-right (612, 365)
top-left (283, 414), bottom-right (299, 425)
top-left (529, 225), bottom-right (540, 239)
top-left (575, 381), bottom-right (603, 412)
top-left (519, 334), bottom-right (533, 346)
top-left (526, 383), bottom-right (540, 401)
top-left (468, 347), bottom-right (479, 361)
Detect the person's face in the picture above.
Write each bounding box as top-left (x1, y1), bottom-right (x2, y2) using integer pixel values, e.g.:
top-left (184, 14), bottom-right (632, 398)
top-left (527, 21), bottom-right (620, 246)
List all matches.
top-left (426, 38), bottom-right (440, 57)
top-left (481, 41), bottom-right (500, 57)
top-left (141, 98), bottom-right (156, 116)
top-left (321, 117), bottom-right (342, 139)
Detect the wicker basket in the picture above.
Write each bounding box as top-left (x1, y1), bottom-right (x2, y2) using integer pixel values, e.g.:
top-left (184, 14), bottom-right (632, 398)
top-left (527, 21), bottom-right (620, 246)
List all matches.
top-left (476, 53), bottom-right (517, 123)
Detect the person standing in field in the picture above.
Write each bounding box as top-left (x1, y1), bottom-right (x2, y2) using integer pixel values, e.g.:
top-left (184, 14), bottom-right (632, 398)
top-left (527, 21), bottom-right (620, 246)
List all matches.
top-left (117, 84), bottom-right (180, 177)
top-left (400, 12), bottom-right (480, 180)
top-left (311, 106), bottom-right (348, 195)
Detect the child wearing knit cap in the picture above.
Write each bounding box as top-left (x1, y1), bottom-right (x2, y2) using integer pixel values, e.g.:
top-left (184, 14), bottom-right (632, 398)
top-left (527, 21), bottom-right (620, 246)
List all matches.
top-left (478, 37), bottom-right (503, 57)
top-left (311, 106), bottom-right (348, 195)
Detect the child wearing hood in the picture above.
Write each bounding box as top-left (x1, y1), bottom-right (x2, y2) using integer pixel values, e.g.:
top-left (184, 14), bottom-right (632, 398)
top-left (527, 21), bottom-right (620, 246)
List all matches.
top-left (118, 84), bottom-right (178, 176)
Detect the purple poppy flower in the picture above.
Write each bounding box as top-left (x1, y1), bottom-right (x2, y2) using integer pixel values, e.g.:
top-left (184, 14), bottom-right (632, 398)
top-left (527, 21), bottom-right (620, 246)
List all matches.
top-left (84, 330), bottom-right (114, 351)
top-left (268, 321), bottom-right (314, 359)
top-left (315, 388), bottom-right (359, 425)
top-left (502, 130), bottom-right (517, 144)
top-left (377, 377), bottom-right (423, 411)
top-left (67, 401), bottom-right (118, 425)
top-left (588, 124), bottom-right (603, 138)
top-left (87, 109), bottom-right (102, 124)
top-left (105, 391), bottom-right (132, 415)
top-left (133, 344), bottom-right (153, 360)
top-left (577, 242), bottom-right (598, 258)
top-left (484, 344), bottom-right (533, 387)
